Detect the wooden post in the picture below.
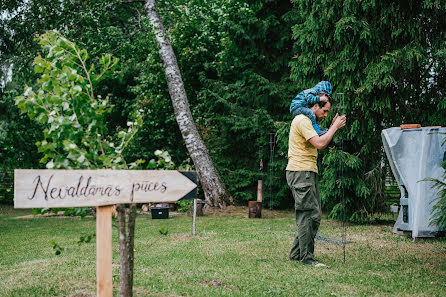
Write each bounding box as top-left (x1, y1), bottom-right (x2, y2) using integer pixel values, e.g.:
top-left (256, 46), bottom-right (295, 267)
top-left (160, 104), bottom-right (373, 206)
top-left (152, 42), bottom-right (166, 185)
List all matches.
top-left (257, 180), bottom-right (263, 202)
top-left (248, 201), bottom-right (262, 218)
top-left (248, 179), bottom-right (263, 218)
top-left (97, 205), bottom-right (113, 297)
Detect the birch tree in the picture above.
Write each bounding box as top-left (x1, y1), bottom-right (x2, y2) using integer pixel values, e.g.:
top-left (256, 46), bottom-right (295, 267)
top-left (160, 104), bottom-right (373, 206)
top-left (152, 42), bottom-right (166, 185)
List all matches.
top-left (144, 0), bottom-right (230, 208)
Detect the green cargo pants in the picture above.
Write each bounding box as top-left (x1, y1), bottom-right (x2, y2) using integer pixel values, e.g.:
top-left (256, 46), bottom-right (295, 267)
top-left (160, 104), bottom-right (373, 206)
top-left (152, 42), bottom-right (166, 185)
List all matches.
top-left (286, 170), bottom-right (321, 265)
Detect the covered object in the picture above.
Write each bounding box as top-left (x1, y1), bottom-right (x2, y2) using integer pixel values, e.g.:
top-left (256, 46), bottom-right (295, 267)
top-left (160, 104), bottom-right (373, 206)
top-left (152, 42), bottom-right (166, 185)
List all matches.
top-left (382, 127), bottom-right (446, 238)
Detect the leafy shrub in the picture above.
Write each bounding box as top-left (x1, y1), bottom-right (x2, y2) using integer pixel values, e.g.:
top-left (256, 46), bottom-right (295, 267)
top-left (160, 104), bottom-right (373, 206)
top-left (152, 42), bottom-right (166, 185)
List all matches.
top-left (77, 233), bottom-right (95, 245)
top-left (15, 30), bottom-right (143, 171)
top-left (32, 207), bottom-right (93, 218)
top-left (0, 169), bottom-right (14, 204)
top-left (176, 200), bottom-right (193, 213)
top-left (49, 240), bottom-right (64, 256)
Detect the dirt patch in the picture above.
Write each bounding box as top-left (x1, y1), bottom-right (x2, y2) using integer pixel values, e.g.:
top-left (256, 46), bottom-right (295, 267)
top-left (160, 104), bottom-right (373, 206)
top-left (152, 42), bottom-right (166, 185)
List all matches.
top-left (201, 205), bottom-right (248, 217)
top-left (202, 280), bottom-right (225, 287)
top-left (170, 234), bottom-right (194, 242)
top-left (200, 280), bottom-right (237, 291)
top-left (200, 205), bottom-right (293, 218)
top-left (64, 293), bottom-right (93, 297)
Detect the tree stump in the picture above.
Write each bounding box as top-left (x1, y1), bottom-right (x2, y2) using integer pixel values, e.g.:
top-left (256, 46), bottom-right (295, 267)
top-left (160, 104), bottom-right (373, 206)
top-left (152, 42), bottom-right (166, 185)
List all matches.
top-left (196, 200), bottom-right (206, 216)
top-left (248, 201), bottom-right (262, 218)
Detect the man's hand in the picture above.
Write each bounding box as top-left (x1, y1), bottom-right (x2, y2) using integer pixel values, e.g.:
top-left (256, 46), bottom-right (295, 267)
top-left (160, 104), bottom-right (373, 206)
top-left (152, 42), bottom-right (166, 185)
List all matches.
top-left (330, 113), bottom-right (339, 128)
top-left (309, 114), bottom-right (347, 150)
top-left (319, 94), bottom-right (329, 103)
top-left (330, 113), bottom-right (347, 129)
top-left (332, 114), bottom-right (346, 130)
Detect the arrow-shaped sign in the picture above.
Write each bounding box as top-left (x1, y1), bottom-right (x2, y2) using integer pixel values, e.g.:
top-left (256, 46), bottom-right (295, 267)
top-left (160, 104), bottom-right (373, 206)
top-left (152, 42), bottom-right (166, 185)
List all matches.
top-left (14, 169), bottom-right (197, 208)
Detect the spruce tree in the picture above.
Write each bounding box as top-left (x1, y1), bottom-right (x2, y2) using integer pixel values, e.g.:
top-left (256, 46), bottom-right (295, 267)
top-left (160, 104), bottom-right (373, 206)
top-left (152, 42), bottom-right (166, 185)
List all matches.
top-left (288, 0), bottom-right (446, 220)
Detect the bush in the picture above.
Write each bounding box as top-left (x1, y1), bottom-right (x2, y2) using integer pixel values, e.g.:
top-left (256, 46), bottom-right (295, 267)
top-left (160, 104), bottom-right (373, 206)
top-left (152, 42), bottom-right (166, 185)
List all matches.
top-left (0, 169), bottom-right (14, 204)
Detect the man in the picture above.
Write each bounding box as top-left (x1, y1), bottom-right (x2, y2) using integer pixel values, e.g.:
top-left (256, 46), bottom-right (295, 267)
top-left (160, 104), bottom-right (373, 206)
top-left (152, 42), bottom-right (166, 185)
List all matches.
top-left (286, 94), bottom-right (346, 267)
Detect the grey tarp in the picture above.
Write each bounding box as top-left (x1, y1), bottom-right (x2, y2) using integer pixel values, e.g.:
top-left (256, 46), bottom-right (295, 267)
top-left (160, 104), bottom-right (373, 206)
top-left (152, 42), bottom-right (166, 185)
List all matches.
top-left (382, 127), bottom-right (446, 238)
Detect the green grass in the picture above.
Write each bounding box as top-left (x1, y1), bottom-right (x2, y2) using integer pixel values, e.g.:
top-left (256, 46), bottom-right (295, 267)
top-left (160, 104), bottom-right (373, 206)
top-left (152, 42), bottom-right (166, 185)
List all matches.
top-left (0, 205), bottom-right (445, 297)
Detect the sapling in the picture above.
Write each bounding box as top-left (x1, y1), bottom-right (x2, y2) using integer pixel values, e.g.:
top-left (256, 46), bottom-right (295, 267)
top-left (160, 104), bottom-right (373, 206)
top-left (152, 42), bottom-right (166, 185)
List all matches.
top-left (16, 30), bottom-right (143, 296)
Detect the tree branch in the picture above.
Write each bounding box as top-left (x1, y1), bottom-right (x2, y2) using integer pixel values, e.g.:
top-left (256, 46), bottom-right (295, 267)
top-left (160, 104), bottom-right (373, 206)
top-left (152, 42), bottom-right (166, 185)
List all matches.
top-left (56, 33), bottom-right (96, 101)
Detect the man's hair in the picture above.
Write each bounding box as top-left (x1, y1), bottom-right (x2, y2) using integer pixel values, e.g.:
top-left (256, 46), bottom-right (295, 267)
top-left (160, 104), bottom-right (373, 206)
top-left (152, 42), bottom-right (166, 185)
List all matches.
top-left (311, 93), bottom-right (333, 108)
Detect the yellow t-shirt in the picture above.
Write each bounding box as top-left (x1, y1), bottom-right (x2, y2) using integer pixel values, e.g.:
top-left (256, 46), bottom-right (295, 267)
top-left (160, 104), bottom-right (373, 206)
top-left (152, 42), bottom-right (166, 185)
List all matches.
top-left (286, 114), bottom-right (318, 173)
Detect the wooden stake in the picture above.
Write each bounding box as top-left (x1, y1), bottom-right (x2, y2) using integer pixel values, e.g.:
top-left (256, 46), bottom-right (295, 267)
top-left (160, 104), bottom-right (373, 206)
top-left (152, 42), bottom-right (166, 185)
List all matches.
top-left (97, 205), bottom-right (113, 297)
top-left (257, 180), bottom-right (263, 203)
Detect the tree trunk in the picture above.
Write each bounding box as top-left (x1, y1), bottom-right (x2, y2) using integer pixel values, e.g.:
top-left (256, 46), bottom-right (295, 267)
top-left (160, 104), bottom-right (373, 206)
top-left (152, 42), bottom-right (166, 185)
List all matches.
top-left (145, 0), bottom-right (230, 208)
top-left (117, 204), bottom-right (137, 297)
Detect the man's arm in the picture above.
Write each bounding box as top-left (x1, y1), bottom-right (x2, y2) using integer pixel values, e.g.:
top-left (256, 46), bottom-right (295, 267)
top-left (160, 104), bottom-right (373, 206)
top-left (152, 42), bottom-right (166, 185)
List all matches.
top-left (308, 114), bottom-right (346, 150)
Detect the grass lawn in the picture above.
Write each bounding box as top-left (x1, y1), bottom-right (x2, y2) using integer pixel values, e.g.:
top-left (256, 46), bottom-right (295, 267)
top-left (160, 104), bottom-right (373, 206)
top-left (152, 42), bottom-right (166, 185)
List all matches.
top-left (0, 205), bottom-right (445, 297)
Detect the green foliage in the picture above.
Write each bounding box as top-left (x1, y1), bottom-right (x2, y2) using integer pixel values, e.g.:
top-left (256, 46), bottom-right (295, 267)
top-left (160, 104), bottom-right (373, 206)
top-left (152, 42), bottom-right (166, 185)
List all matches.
top-left (1, 0), bottom-right (86, 172)
top-left (15, 31), bottom-right (145, 218)
top-left (147, 150), bottom-right (175, 170)
top-left (63, 207), bottom-right (92, 218)
top-left (288, 0), bottom-right (446, 217)
top-left (1, 84), bottom-right (43, 179)
top-left (422, 133), bottom-right (446, 229)
top-left (32, 207), bottom-right (92, 218)
top-left (176, 200), bottom-right (193, 213)
top-left (4, 0), bottom-right (445, 218)
top-left (0, 169), bottom-right (14, 204)
top-left (429, 177), bottom-right (446, 229)
top-left (321, 147), bottom-right (370, 221)
top-left (158, 226), bottom-right (169, 236)
top-left (384, 185), bottom-right (401, 205)
top-left (2, 0), bottom-right (149, 169)
top-left (15, 30), bottom-right (143, 170)
top-left (77, 232), bottom-right (95, 245)
top-left (178, 158), bottom-right (194, 171)
top-left (49, 239), bottom-right (64, 256)
top-left (4, 0), bottom-right (297, 206)
top-left (191, 0), bottom-right (296, 206)
top-left (33, 208), bottom-right (49, 216)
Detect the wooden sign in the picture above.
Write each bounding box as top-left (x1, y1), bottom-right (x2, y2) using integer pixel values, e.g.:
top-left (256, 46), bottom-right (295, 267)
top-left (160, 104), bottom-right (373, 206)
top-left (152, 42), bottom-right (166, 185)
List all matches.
top-left (14, 169), bottom-right (197, 208)
top-left (14, 169), bottom-right (197, 297)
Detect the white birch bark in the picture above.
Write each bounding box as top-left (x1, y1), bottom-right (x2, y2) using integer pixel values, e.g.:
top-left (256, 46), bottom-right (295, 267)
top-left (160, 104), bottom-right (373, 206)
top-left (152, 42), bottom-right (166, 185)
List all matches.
top-left (144, 0), bottom-right (230, 207)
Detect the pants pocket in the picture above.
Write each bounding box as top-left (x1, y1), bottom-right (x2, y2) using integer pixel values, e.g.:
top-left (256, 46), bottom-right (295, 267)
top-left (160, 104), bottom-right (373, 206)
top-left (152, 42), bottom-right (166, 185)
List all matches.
top-left (292, 182), bottom-right (314, 210)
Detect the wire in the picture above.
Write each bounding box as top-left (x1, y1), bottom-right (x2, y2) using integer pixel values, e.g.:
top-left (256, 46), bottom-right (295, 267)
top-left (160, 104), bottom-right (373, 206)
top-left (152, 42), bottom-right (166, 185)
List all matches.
top-left (336, 92), bottom-right (346, 264)
top-left (259, 144), bottom-right (264, 223)
top-left (269, 132), bottom-right (276, 230)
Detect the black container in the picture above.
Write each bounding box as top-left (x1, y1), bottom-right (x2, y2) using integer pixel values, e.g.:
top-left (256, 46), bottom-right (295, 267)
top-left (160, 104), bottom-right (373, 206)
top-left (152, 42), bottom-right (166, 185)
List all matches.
top-left (151, 207), bottom-right (169, 219)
